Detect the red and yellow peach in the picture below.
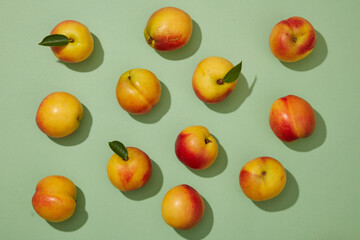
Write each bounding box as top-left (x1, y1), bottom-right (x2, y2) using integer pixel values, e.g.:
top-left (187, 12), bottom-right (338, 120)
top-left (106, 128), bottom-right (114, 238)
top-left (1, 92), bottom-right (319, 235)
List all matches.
top-left (107, 146), bottom-right (152, 191)
top-left (144, 7), bottom-right (193, 51)
top-left (161, 184), bottom-right (204, 230)
top-left (116, 68), bottom-right (161, 115)
top-left (269, 16), bottom-right (316, 62)
top-left (50, 20), bottom-right (94, 63)
top-left (269, 95), bottom-right (316, 142)
top-left (239, 157), bottom-right (286, 201)
top-left (175, 126), bottom-right (218, 170)
top-left (32, 175), bottom-right (77, 222)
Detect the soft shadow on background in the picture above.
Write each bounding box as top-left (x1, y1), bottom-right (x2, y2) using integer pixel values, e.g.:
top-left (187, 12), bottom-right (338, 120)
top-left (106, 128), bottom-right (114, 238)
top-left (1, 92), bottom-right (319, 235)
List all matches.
top-left (190, 136), bottom-right (228, 178)
top-left (156, 20), bottom-right (201, 60)
top-left (60, 34), bottom-right (104, 72)
top-left (48, 186), bottom-right (88, 231)
top-left (122, 160), bottom-right (163, 200)
top-left (50, 105), bottom-right (92, 146)
top-left (130, 81), bottom-right (171, 124)
top-left (253, 169), bottom-right (299, 211)
top-left (281, 30), bottom-right (327, 71)
top-left (206, 74), bottom-right (256, 113)
top-left (283, 110), bottom-right (326, 152)
top-left (175, 197), bottom-right (213, 240)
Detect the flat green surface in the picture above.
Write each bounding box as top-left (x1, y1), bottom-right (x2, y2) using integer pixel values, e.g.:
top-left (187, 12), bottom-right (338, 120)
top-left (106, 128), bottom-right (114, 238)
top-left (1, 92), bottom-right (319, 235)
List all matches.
top-left (1, 0), bottom-right (360, 239)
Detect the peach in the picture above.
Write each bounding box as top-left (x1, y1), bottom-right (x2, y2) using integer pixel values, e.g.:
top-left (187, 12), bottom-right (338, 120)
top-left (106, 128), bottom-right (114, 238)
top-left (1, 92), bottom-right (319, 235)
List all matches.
top-left (192, 56), bottom-right (239, 103)
top-left (32, 175), bottom-right (77, 222)
top-left (269, 95), bottom-right (316, 142)
top-left (269, 16), bottom-right (316, 62)
top-left (161, 184), bottom-right (204, 230)
top-left (36, 92), bottom-right (83, 138)
top-left (175, 126), bottom-right (218, 170)
top-left (116, 68), bottom-right (161, 115)
top-left (239, 157), bottom-right (287, 201)
top-left (144, 7), bottom-right (193, 51)
top-left (39, 20), bottom-right (94, 63)
top-left (107, 141), bottom-right (152, 191)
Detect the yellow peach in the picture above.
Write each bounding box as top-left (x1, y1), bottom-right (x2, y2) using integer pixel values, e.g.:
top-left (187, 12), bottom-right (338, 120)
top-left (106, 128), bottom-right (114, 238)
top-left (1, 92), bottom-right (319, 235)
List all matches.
top-left (32, 175), bottom-right (77, 222)
top-left (116, 68), bottom-right (161, 114)
top-left (36, 92), bottom-right (83, 138)
top-left (192, 57), bottom-right (238, 103)
top-left (144, 7), bottom-right (193, 51)
top-left (50, 20), bottom-right (94, 63)
top-left (239, 157), bottom-right (286, 201)
top-left (161, 184), bottom-right (204, 230)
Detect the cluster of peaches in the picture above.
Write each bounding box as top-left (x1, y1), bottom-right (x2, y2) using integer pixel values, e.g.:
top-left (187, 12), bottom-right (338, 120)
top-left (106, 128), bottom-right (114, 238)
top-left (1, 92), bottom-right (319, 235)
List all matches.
top-left (32, 7), bottom-right (317, 230)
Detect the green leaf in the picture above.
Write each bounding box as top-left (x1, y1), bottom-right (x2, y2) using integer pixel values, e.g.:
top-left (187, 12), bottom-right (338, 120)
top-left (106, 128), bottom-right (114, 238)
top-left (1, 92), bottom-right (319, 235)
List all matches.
top-left (223, 61), bottom-right (242, 83)
top-left (109, 141), bottom-right (128, 160)
top-left (39, 34), bottom-right (70, 46)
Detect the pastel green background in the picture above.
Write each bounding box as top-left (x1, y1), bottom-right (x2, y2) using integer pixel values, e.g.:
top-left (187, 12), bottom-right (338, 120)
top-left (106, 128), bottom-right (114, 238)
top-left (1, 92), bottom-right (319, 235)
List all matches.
top-left (1, 0), bottom-right (359, 239)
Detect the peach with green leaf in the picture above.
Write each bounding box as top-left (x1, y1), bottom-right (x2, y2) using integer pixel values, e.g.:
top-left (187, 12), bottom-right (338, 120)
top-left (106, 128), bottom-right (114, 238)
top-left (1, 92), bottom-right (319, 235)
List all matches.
top-left (192, 57), bottom-right (242, 103)
top-left (39, 20), bottom-right (94, 63)
top-left (107, 141), bottom-right (152, 191)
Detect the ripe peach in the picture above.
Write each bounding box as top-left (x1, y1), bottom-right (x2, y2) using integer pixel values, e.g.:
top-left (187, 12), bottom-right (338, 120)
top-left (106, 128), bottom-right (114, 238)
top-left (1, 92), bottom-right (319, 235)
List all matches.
top-left (161, 184), bottom-right (204, 230)
top-left (49, 20), bottom-right (94, 63)
top-left (239, 157), bottom-right (287, 201)
top-left (107, 145), bottom-right (152, 192)
top-left (32, 175), bottom-right (77, 222)
top-left (269, 95), bottom-right (316, 142)
top-left (269, 16), bottom-right (316, 62)
top-left (116, 68), bottom-right (161, 115)
top-left (175, 126), bottom-right (218, 170)
top-left (144, 7), bottom-right (193, 51)
top-left (192, 56), bottom-right (238, 103)
top-left (36, 92), bottom-right (83, 138)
